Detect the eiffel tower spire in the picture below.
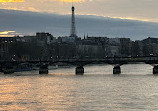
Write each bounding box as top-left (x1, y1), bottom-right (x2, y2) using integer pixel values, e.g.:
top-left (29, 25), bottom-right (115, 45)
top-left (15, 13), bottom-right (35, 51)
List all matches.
top-left (70, 6), bottom-right (77, 37)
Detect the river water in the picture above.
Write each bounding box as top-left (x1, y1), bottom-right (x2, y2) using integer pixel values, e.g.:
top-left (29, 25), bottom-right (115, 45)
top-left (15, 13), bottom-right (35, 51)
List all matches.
top-left (1, 64), bottom-right (158, 111)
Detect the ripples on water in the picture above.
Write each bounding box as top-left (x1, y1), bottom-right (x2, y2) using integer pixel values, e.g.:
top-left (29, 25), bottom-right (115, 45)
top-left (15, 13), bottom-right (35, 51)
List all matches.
top-left (1, 64), bottom-right (158, 111)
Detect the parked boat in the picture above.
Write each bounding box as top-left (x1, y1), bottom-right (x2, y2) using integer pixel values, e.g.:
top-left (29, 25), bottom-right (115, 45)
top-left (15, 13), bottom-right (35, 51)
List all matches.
top-left (3, 66), bottom-right (14, 74)
top-left (14, 63), bottom-right (32, 72)
top-left (48, 65), bottom-right (58, 70)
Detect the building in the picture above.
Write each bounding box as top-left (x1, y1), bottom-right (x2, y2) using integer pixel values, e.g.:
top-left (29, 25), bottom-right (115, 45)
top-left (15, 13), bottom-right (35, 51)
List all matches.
top-left (108, 38), bottom-right (121, 57)
top-left (142, 37), bottom-right (158, 56)
top-left (0, 37), bottom-right (17, 60)
top-left (120, 38), bottom-right (131, 57)
top-left (59, 36), bottom-right (75, 43)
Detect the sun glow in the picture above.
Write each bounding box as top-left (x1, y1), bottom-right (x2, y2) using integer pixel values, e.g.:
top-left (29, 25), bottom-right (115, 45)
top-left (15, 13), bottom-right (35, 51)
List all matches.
top-left (0, 31), bottom-right (15, 34)
top-left (0, 0), bottom-right (23, 2)
top-left (0, 31), bottom-right (22, 37)
top-left (109, 16), bottom-right (152, 22)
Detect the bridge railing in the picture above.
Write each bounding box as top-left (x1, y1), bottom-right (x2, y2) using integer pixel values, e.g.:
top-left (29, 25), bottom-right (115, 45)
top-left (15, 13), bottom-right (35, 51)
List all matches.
top-left (0, 56), bottom-right (158, 64)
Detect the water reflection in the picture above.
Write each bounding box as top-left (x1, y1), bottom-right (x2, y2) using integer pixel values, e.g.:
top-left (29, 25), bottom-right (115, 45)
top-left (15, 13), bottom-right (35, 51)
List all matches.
top-left (0, 78), bottom-right (26, 110)
top-left (0, 75), bottom-right (81, 110)
top-left (0, 64), bottom-right (158, 110)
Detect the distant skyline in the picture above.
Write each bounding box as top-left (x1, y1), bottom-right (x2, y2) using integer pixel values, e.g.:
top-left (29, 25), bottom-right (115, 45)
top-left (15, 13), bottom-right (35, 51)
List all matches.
top-left (0, 0), bottom-right (158, 40)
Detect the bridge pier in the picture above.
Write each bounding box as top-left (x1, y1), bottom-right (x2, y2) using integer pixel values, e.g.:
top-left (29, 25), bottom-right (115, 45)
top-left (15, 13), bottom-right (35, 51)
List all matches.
top-left (153, 65), bottom-right (158, 74)
top-left (113, 65), bottom-right (121, 74)
top-left (39, 64), bottom-right (48, 74)
top-left (76, 66), bottom-right (84, 75)
top-left (3, 66), bottom-right (14, 74)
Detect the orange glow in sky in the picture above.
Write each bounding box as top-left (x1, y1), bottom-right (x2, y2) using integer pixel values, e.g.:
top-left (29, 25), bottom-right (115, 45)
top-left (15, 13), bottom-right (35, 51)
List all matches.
top-left (59, 0), bottom-right (83, 2)
top-left (0, 0), bottom-right (23, 2)
top-left (0, 0), bottom-right (157, 23)
top-left (0, 31), bottom-right (15, 34)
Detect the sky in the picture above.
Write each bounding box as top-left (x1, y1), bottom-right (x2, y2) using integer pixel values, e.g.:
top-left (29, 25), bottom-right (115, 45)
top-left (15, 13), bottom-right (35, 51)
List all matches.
top-left (0, 0), bottom-right (158, 22)
top-left (0, 0), bottom-right (158, 40)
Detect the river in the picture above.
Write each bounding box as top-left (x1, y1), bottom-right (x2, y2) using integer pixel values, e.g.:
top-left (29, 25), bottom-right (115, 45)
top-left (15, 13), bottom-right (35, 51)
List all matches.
top-left (0, 64), bottom-right (158, 111)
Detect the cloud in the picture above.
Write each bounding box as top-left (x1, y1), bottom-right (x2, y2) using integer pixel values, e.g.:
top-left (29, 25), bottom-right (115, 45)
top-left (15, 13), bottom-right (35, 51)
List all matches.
top-left (0, 0), bottom-right (157, 23)
top-left (0, 9), bottom-right (158, 40)
top-left (0, 0), bottom-right (24, 2)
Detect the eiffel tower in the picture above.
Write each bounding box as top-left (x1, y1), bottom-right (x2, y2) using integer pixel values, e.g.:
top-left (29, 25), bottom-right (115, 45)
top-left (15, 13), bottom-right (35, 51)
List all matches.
top-left (70, 6), bottom-right (77, 38)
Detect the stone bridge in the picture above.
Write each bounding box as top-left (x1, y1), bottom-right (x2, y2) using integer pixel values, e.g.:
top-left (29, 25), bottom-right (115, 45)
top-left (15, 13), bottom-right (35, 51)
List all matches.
top-left (1, 56), bottom-right (158, 75)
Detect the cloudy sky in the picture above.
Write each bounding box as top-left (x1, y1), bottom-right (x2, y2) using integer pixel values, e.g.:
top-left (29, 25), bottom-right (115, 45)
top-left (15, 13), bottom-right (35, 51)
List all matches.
top-left (0, 0), bottom-right (158, 40)
top-left (1, 0), bottom-right (158, 22)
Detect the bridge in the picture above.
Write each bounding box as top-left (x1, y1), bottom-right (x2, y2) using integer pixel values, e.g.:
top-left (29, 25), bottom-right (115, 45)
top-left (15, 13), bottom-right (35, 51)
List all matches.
top-left (1, 56), bottom-right (158, 75)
